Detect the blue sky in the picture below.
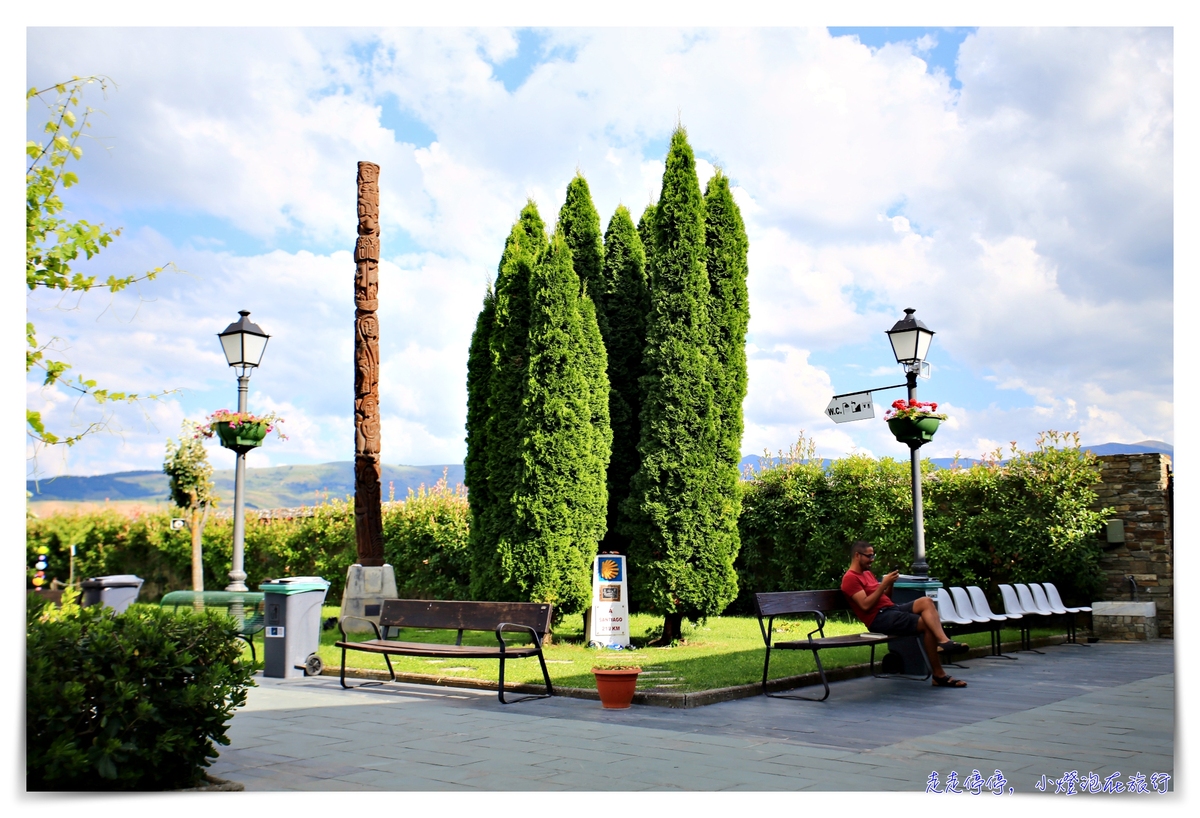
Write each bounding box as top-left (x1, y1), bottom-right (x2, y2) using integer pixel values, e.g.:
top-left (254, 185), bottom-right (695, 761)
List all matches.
top-left (24, 26), bottom-right (1174, 478)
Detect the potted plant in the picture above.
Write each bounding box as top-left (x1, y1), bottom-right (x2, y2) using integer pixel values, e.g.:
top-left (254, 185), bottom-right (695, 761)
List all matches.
top-left (592, 665), bottom-right (642, 709)
top-left (885, 399), bottom-right (947, 445)
top-left (196, 410), bottom-right (287, 452)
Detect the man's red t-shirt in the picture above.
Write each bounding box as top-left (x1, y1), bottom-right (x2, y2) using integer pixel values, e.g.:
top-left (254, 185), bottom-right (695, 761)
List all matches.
top-left (840, 569), bottom-right (895, 627)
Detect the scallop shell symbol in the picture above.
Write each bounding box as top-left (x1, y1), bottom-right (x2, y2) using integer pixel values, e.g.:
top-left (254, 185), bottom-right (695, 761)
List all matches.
top-left (600, 559), bottom-right (619, 580)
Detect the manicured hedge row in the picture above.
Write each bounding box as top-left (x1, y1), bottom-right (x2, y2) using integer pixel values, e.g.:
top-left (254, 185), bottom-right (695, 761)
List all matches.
top-left (27, 480), bottom-right (472, 604)
top-left (734, 433), bottom-right (1109, 613)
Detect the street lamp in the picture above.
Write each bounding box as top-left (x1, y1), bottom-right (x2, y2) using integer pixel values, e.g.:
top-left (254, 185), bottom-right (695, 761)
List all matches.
top-left (886, 308), bottom-right (935, 577)
top-left (217, 310), bottom-right (270, 592)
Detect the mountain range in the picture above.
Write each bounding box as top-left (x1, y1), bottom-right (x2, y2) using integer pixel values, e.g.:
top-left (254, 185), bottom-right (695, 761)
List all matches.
top-left (27, 440), bottom-right (1171, 509)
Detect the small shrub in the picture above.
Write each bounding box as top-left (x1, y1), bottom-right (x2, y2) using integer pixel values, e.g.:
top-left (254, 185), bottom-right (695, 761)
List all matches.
top-left (26, 593), bottom-right (256, 791)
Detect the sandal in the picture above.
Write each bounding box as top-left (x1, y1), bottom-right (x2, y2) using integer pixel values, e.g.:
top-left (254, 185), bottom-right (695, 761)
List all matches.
top-left (932, 674), bottom-right (968, 688)
top-left (938, 640), bottom-right (970, 655)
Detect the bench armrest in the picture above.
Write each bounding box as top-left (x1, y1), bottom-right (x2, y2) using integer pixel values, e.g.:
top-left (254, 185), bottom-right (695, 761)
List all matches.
top-left (339, 615), bottom-right (382, 642)
top-left (496, 622), bottom-right (542, 651)
top-left (806, 610), bottom-right (827, 643)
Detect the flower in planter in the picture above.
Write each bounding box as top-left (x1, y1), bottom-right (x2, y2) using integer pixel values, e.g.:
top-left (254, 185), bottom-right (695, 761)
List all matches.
top-left (195, 409), bottom-right (288, 441)
top-left (884, 399), bottom-right (948, 422)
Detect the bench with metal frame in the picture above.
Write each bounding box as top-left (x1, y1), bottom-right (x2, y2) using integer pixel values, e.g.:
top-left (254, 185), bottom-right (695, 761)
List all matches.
top-left (336, 599), bottom-right (555, 704)
top-left (755, 590), bottom-right (931, 702)
top-left (159, 590), bottom-right (266, 661)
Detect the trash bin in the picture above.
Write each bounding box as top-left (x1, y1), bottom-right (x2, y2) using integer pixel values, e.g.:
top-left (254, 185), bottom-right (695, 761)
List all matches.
top-left (260, 577), bottom-right (330, 679)
top-left (80, 574), bottom-right (144, 614)
top-left (885, 576), bottom-right (943, 675)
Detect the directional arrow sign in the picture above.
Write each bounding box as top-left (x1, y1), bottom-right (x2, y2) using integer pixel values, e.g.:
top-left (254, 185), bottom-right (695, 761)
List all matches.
top-left (826, 391), bottom-right (875, 424)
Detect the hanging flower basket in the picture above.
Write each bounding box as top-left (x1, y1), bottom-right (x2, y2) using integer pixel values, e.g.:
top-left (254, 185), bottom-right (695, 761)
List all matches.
top-left (592, 666), bottom-right (641, 709)
top-left (196, 409), bottom-right (287, 452)
top-left (887, 415), bottom-right (941, 444)
top-left (885, 400), bottom-right (948, 445)
top-left (214, 421), bottom-right (268, 450)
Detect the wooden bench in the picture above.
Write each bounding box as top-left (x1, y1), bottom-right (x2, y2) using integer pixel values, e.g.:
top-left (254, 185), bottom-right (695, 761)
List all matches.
top-left (336, 599), bottom-right (555, 704)
top-left (160, 590), bottom-right (266, 661)
top-left (755, 590), bottom-right (931, 701)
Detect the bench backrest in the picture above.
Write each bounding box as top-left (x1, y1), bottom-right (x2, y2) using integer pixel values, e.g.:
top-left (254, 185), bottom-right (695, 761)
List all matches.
top-left (379, 599), bottom-right (553, 636)
top-left (755, 590), bottom-right (849, 618)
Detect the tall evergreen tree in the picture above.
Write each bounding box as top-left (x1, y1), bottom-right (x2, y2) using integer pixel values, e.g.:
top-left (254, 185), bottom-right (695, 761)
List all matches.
top-left (507, 229), bottom-right (611, 613)
top-left (463, 284), bottom-right (495, 561)
top-left (636, 203), bottom-right (657, 259)
top-left (600, 205), bottom-right (648, 552)
top-left (558, 174), bottom-right (608, 340)
top-left (469, 202), bottom-right (546, 601)
top-left (703, 170), bottom-right (750, 524)
top-left (622, 127), bottom-right (740, 642)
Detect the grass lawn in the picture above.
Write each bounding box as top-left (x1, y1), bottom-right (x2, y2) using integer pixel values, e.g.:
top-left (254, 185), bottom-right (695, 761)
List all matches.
top-left (241, 607), bottom-right (1057, 694)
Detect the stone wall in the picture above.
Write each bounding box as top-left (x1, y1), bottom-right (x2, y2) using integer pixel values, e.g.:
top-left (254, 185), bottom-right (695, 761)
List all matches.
top-left (1094, 453), bottom-right (1173, 638)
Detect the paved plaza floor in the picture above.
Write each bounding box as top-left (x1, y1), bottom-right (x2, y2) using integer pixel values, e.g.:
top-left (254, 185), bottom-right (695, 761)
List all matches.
top-left (209, 639), bottom-right (1174, 792)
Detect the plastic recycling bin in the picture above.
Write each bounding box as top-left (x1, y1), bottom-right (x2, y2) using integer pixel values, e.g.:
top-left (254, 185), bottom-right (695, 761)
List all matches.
top-left (260, 577), bottom-right (331, 678)
top-left (80, 574), bottom-right (144, 614)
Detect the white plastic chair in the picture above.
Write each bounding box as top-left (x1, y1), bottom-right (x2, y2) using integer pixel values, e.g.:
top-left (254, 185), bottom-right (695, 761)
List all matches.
top-left (950, 587), bottom-right (992, 623)
top-left (999, 584), bottom-right (1041, 653)
top-left (1030, 583), bottom-right (1064, 614)
top-left (1036, 583), bottom-right (1089, 646)
top-left (965, 586), bottom-right (1019, 659)
top-left (1015, 583), bottom-right (1054, 616)
top-left (967, 586), bottom-right (1019, 622)
top-left (935, 588), bottom-right (973, 625)
top-left (1043, 583), bottom-right (1091, 613)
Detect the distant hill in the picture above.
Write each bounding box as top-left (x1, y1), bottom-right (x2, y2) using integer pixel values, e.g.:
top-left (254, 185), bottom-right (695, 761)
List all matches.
top-left (28, 440), bottom-right (1171, 506)
top-left (27, 462), bottom-right (465, 510)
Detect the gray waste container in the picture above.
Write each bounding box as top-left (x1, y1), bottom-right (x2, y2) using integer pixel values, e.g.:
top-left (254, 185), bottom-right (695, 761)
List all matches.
top-left (80, 574), bottom-right (144, 613)
top-left (260, 577), bottom-right (330, 678)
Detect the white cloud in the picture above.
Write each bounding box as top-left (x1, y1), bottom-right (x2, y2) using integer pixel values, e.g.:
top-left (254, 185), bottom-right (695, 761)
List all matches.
top-left (24, 26), bottom-right (1173, 480)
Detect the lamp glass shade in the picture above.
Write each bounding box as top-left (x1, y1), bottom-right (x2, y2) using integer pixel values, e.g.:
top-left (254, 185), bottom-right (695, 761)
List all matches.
top-left (885, 309), bottom-right (935, 364)
top-left (217, 311), bottom-right (270, 367)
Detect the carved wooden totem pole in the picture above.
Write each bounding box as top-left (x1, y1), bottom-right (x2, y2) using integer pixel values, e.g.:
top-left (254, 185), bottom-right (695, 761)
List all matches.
top-left (354, 161), bottom-right (385, 567)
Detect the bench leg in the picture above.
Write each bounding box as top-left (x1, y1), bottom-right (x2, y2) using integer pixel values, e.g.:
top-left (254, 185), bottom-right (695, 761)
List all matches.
top-left (760, 646), bottom-right (772, 696)
top-left (765, 648), bottom-right (830, 702)
top-left (1057, 614), bottom-right (1088, 647)
top-left (497, 652), bottom-right (553, 704)
top-left (982, 625), bottom-right (1018, 660)
top-left (338, 647), bottom-right (395, 690)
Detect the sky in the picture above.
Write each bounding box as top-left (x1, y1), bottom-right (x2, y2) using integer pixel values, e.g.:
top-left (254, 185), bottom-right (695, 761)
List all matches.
top-left (23, 22), bottom-right (1175, 479)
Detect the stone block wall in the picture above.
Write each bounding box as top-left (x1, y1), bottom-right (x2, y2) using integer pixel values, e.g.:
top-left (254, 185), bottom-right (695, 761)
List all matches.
top-left (1093, 453), bottom-right (1173, 638)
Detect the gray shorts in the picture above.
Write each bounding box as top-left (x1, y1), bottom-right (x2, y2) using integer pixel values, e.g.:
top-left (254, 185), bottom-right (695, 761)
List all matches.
top-left (869, 601), bottom-right (920, 636)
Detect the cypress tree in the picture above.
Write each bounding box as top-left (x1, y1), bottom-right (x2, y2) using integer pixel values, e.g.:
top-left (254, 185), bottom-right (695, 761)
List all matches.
top-left (464, 284), bottom-right (495, 558)
top-left (508, 229), bottom-right (611, 613)
top-left (469, 202), bottom-right (547, 601)
top-left (622, 127), bottom-right (740, 642)
top-left (600, 205), bottom-right (649, 552)
top-left (703, 170), bottom-right (750, 522)
top-left (558, 174), bottom-right (608, 340)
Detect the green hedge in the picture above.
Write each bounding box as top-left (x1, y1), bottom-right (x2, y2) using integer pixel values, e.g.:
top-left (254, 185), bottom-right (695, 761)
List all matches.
top-left (27, 593), bottom-right (256, 790)
top-left (27, 480), bottom-right (472, 604)
top-left (735, 433), bottom-right (1109, 612)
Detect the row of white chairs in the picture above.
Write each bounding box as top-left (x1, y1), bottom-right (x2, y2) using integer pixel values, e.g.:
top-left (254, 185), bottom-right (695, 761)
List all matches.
top-left (934, 582), bottom-right (1091, 655)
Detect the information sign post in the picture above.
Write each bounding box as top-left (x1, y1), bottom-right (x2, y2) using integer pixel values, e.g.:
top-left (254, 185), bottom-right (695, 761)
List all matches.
top-left (589, 554), bottom-right (630, 647)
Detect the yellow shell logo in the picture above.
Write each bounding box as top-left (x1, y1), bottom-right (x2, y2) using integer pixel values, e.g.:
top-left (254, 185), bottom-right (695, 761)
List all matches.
top-left (600, 559), bottom-right (619, 580)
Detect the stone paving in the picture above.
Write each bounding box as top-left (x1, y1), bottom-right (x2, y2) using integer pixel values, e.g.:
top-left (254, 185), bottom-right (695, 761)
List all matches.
top-left (209, 639), bottom-right (1174, 791)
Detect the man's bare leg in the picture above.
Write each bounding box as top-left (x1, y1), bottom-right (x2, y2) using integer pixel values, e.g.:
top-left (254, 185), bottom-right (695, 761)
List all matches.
top-left (918, 619), bottom-right (946, 678)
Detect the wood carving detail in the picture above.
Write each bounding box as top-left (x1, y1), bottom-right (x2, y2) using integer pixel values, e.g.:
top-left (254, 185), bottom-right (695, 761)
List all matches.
top-left (354, 161), bottom-right (384, 567)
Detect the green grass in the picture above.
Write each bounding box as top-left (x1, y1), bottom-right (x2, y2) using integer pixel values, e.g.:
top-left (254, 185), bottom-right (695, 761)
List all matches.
top-left (236, 607), bottom-right (1058, 694)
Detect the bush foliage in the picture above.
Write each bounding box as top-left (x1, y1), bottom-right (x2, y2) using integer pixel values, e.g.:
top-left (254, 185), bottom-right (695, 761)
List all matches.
top-left (735, 432), bottom-right (1110, 612)
top-left (27, 592), bottom-right (256, 790)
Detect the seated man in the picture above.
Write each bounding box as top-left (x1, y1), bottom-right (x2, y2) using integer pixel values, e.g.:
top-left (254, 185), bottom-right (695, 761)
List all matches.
top-left (840, 540), bottom-right (969, 688)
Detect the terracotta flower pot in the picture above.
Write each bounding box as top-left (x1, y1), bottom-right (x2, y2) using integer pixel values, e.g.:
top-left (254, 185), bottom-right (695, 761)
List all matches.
top-left (592, 666), bottom-right (641, 709)
top-left (887, 415), bottom-right (941, 444)
top-left (215, 420), bottom-right (268, 451)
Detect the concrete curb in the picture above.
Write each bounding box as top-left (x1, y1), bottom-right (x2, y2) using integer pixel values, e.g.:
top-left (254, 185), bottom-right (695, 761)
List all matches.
top-left (320, 634), bottom-right (1070, 708)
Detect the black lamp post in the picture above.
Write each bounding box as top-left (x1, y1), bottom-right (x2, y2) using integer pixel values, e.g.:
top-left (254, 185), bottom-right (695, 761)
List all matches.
top-left (886, 308), bottom-right (936, 577)
top-left (217, 310), bottom-right (269, 592)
